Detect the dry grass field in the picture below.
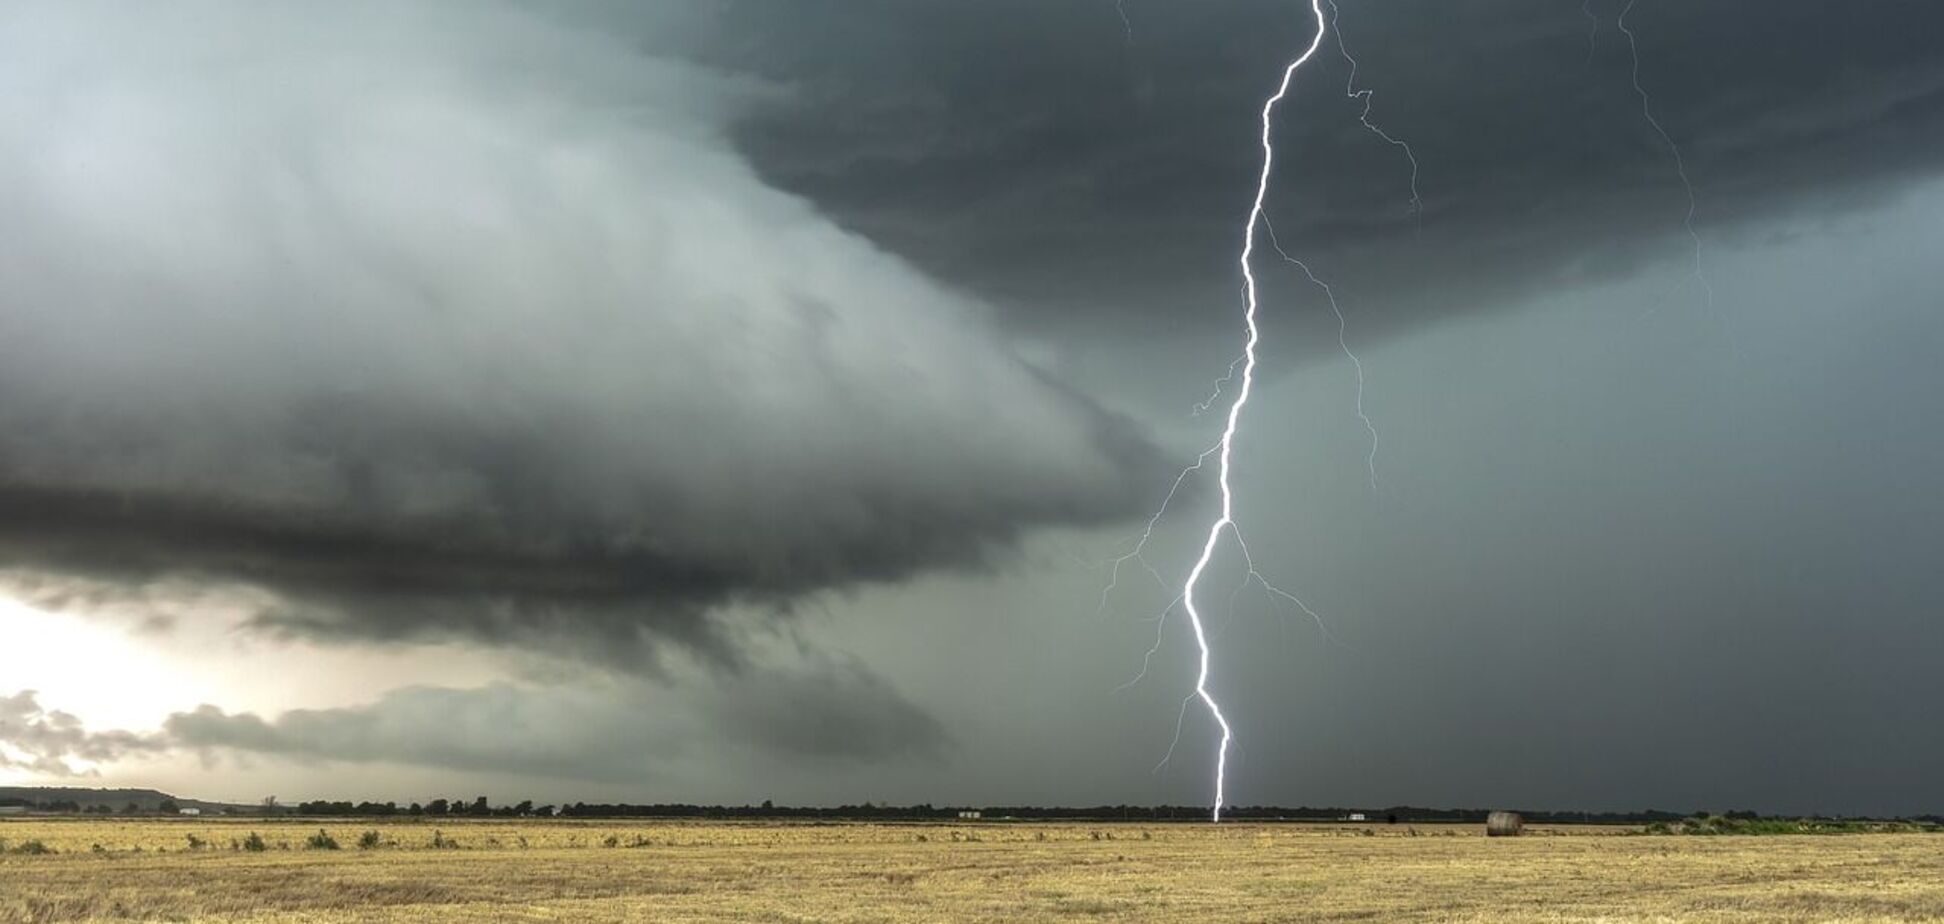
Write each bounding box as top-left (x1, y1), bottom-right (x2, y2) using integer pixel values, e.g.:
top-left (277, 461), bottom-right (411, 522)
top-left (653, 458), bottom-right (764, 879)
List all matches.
top-left (4, 818), bottom-right (1942, 922)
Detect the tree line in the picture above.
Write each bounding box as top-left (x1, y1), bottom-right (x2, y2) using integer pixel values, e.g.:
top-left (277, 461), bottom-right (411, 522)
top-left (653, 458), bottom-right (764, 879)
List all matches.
top-left (11, 794), bottom-right (1933, 825)
top-left (283, 800), bottom-right (1895, 825)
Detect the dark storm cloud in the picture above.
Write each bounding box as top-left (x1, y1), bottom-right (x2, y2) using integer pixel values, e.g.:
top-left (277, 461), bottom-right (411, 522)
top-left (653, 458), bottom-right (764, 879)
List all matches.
top-left (649, 0), bottom-right (1944, 351)
top-left (0, 1), bottom-right (1168, 662)
top-left (10, 0), bottom-right (1933, 660)
top-left (0, 691), bottom-right (163, 777)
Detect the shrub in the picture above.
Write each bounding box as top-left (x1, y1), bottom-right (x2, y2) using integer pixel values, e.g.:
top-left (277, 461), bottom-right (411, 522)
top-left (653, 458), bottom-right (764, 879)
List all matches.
top-left (306, 830), bottom-right (341, 850)
top-left (10, 840), bottom-right (54, 856)
top-left (430, 830), bottom-right (459, 849)
top-left (602, 835), bottom-right (620, 849)
top-left (185, 834), bottom-right (206, 850)
top-left (241, 832), bottom-right (268, 852)
top-left (357, 830), bottom-right (383, 850)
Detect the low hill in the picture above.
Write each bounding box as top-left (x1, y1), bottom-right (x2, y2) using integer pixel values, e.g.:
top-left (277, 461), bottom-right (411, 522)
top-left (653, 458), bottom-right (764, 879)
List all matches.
top-left (0, 786), bottom-right (248, 814)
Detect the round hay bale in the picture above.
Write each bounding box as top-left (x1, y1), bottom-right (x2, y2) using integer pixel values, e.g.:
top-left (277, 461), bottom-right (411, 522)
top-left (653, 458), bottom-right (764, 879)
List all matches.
top-left (1485, 811), bottom-right (1525, 837)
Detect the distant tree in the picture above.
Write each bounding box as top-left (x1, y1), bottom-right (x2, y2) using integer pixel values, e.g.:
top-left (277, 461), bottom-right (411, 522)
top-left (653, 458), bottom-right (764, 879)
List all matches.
top-left (762, 800), bottom-right (773, 811)
top-left (158, 800), bottom-right (181, 814)
top-left (513, 800), bottom-right (533, 816)
top-left (427, 799), bottom-right (449, 816)
top-left (408, 802), bottom-right (425, 816)
top-left (469, 796), bottom-right (490, 817)
top-left (121, 802), bottom-right (141, 815)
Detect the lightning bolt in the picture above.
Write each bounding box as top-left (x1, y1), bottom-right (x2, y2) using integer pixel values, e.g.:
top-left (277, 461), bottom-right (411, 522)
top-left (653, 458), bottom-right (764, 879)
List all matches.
top-left (1583, 0), bottom-right (1601, 64)
top-left (1101, 0), bottom-right (1398, 822)
top-left (1329, 0), bottom-right (1421, 222)
top-left (1096, 440), bottom-right (1220, 620)
top-left (1305, 0), bottom-right (1423, 493)
top-left (1616, 0), bottom-right (1714, 317)
top-left (1174, 0), bottom-right (1332, 823)
top-left (1258, 217), bottom-right (1379, 493)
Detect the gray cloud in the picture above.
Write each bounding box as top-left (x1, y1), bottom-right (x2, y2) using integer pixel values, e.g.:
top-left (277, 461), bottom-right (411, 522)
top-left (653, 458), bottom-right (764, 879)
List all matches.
top-left (701, 658), bottom-right (948, 763)
top-left (0, 1), bottom-right (1166, 662)
top-left (7, 655), bottom-right (944, 783)
top-left (163, 662), bottom-right (945, 781)
top-left (0, 691), bottom-right (164, 777)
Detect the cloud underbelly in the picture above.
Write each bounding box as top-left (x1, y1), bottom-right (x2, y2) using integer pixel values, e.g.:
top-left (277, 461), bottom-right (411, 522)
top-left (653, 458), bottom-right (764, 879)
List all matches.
top-left (0, 0), bottom-right (1161, 660)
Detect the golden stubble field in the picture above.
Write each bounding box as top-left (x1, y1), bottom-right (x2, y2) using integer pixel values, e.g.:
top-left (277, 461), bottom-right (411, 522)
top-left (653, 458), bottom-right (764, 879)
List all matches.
top-left (4, 818), bottom-right (1943, 923)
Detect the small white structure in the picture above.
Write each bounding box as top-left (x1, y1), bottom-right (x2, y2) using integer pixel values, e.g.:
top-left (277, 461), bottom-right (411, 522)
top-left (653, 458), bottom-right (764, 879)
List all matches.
top-left (1347, 812), bottom-right (1367, 822)
top-left (957, 810), bottom-right (982, 820)
top-left (178, 808), bottom-right (202, 816)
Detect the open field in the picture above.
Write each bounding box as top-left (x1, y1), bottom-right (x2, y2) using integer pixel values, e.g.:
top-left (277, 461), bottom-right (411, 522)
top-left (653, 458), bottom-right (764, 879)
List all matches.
top-left (4, 818), bottom-right (1943, 922)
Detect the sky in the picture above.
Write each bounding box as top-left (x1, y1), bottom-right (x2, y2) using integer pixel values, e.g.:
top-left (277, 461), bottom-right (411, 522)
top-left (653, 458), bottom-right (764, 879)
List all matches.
top-left (2, 0), bottom-right (1942, 816)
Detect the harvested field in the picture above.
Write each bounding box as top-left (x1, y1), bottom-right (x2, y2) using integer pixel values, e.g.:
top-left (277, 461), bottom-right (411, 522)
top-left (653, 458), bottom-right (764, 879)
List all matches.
top-left (3, 818), bottom-right (1942, 922)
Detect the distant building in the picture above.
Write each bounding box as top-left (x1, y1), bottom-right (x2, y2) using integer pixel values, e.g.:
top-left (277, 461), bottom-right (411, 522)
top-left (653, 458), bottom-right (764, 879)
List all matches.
top-left (957, 810), bottom-right (982, 820)
top-left (178, 808), bottom-right (202, 816)
top-left (1347, 812), bottom-right (1367, 822)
